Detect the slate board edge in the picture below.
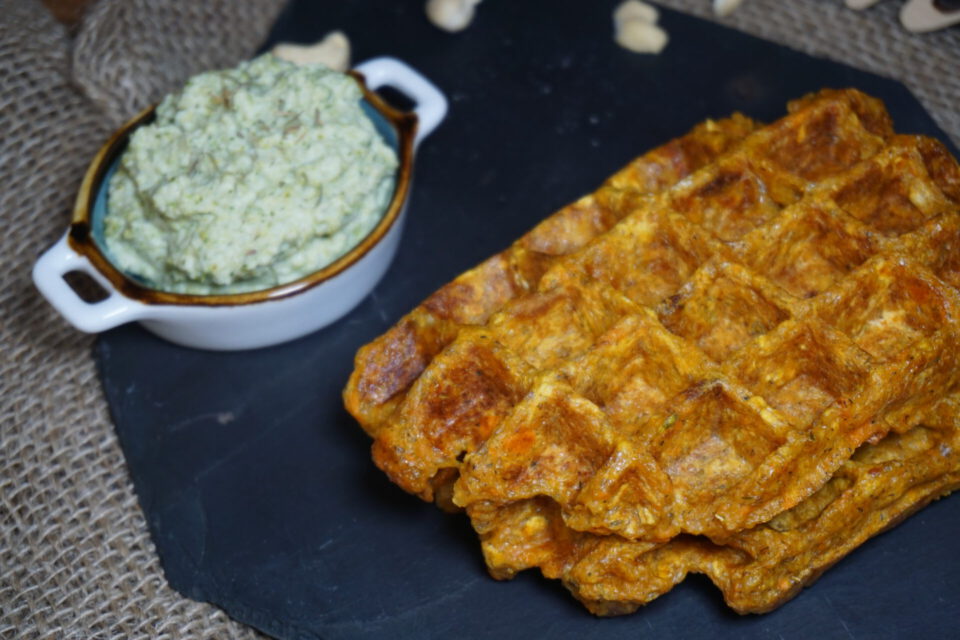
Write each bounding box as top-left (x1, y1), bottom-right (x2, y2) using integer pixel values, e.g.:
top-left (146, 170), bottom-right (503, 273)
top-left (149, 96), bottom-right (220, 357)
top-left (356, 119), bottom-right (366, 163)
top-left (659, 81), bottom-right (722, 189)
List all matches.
top-left (93, 3), bottom-right (960, 639)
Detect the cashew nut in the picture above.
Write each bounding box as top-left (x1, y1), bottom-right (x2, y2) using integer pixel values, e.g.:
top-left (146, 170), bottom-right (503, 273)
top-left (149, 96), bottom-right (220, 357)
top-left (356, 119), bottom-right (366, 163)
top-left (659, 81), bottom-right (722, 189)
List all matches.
top-left (613, 0), bottom-right (659, 26)
top-left (615, 19), bottom-right (669, 54)
top-left (272, 31), bottom-right (351, 72)
top-left (426, 0), bottom-right (483, 32)
top-left (613, 0), bottom-right (668, 54)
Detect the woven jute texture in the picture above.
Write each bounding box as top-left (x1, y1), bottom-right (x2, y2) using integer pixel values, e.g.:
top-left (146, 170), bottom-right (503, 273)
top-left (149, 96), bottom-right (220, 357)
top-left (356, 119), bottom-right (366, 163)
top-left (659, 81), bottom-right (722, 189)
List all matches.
top-left (1, 1), bottom-right (956, 638)
top-left (0, 1), bottom-right (283, 638)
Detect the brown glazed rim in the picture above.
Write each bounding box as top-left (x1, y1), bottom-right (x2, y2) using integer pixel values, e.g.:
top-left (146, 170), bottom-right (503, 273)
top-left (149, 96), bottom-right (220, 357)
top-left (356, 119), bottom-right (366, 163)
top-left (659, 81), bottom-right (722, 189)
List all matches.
top-left (67, 69), bottom-right (418, 306)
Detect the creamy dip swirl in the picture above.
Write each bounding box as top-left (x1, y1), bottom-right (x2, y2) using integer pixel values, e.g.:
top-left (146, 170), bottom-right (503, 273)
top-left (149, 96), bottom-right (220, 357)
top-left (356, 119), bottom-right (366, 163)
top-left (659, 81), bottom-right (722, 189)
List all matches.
top-left (104, 54), bottom-right (398, 295)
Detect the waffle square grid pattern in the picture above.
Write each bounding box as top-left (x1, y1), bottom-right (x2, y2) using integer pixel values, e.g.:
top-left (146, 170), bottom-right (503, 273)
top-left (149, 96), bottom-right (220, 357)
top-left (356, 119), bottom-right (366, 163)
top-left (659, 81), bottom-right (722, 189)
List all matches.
top-left (344, 89), bottom-right (960, 615)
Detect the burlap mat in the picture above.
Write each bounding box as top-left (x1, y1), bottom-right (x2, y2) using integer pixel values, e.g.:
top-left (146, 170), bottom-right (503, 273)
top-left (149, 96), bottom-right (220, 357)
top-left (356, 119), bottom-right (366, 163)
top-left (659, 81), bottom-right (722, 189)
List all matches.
top-left (1, 1), bottom-right (956, 638)
top-left (1, 2), bottom-right (284, 638)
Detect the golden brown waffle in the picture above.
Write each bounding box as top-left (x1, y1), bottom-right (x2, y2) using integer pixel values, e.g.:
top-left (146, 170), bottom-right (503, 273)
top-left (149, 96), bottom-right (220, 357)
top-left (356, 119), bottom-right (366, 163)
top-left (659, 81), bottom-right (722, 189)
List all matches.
top-left (344, 88), bottom-right (960, 614)
top-left (457, 139), bottom-right (960, 612)
top-left (345, 112), bottom-right (760, 433)
top-left (474, 394), bottom-right (960, 614)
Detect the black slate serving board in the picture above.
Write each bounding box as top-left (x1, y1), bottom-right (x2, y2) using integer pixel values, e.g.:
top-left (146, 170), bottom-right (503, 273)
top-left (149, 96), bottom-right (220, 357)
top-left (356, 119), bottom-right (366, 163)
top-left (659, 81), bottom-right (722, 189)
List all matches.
top-left (96, 2), bottom-right (960, 638)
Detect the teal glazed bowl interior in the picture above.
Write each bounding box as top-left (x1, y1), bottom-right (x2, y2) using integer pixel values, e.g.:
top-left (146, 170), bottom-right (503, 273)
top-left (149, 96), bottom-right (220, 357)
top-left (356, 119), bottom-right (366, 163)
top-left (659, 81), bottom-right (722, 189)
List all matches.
top-left (81, 76), bottom-right (415, 306)
top-left (89, 96), bottom-right (404, 295)
top-left (32, 56), bottom-right (447, 349)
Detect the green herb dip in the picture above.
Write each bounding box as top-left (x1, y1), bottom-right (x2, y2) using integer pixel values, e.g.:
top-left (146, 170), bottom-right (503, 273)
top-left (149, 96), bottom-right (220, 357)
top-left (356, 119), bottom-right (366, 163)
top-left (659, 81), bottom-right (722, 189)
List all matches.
top-left (103, 54), bottom-right (398, 295)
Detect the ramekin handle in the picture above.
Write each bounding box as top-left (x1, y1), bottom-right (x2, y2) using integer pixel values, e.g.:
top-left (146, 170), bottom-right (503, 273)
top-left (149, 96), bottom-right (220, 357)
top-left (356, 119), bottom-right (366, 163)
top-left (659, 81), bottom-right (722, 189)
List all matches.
top-left (354, 57), bottom-right (448, 149)
top-left (32, 233), bottom-right (147, 332)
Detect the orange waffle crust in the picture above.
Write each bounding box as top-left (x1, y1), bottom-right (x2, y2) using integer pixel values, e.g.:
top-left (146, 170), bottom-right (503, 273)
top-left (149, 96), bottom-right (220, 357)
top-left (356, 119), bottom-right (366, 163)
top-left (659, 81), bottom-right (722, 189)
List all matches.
top-left (344, 89), bottom-right (960, 615)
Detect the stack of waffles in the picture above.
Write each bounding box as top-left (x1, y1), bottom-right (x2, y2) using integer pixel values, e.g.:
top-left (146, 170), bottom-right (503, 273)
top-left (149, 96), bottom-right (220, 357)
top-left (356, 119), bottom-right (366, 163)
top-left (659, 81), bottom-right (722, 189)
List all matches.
top-left (344, 89), bottom-right (960, 614)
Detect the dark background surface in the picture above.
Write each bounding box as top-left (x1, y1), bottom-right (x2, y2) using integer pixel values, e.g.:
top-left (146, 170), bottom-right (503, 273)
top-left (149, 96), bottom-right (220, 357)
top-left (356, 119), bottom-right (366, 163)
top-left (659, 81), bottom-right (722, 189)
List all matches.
top-left (96, 1), bottom-right (960, 638)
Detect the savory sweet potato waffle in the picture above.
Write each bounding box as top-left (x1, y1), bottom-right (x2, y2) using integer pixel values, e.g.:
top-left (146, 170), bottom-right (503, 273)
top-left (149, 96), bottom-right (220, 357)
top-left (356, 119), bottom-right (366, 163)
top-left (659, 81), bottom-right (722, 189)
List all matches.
top-left (344, 89), bottom-right (960, 614)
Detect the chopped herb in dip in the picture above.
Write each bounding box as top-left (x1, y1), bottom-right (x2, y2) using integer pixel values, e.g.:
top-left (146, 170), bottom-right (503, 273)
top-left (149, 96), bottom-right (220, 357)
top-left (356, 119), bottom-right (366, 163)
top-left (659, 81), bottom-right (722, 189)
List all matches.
top-left (103, 53), bottom-right (398, 295)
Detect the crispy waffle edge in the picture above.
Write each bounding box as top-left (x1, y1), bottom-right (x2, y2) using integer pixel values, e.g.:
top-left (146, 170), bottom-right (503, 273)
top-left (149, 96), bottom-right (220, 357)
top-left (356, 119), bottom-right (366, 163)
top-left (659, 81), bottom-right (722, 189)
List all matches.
top-left (344, 88), bottom-right (960, 615)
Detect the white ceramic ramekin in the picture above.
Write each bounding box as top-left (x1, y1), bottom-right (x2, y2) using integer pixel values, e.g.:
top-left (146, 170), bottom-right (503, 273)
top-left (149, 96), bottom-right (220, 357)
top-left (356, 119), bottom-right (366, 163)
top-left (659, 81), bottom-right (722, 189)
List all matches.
top-left (33, 57), bottom-right (447, 350)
